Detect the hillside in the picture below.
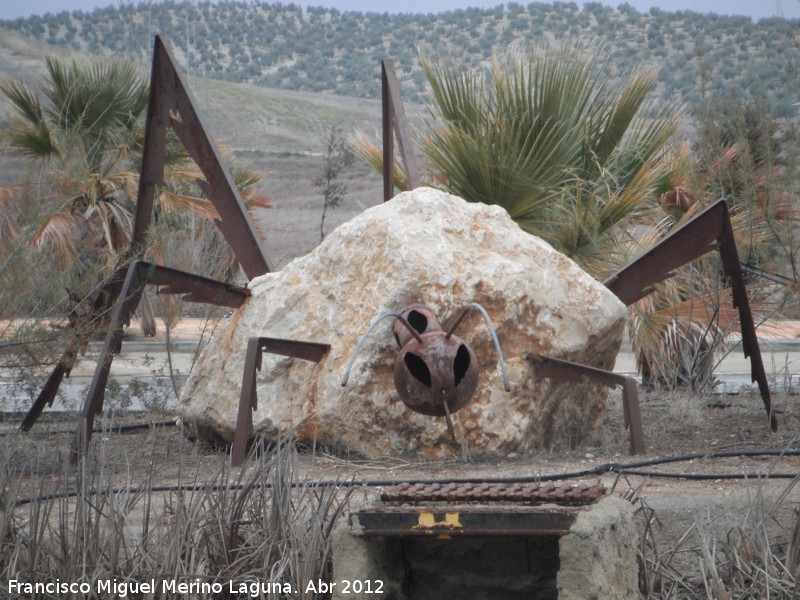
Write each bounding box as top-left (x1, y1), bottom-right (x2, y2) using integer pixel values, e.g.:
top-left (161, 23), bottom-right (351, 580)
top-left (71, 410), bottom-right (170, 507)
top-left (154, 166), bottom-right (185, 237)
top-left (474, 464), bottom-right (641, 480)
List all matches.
top-left (182, 77), bottom-right (388, 266)
top-left (0, 29), bottom-right (383, 151)
top-left (1, 1), bottom-right (799, 116)
top-left (1, 2), bottom-right (798, 267)
top-left (0, 28), bottom-right (387, 267)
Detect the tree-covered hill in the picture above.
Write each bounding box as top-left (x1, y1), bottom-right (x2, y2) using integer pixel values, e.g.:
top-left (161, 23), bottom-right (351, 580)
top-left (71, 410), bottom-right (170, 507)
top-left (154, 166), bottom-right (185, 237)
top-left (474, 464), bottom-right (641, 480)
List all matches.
top-left (1, 1), bottom-right (799, 115)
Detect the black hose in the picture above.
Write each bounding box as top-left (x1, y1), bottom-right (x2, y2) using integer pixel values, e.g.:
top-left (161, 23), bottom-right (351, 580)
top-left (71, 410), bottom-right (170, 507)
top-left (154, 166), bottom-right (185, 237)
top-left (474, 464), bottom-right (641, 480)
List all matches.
top-left (610, 470), bottom-right (800, 480)
top-left (2, 419), bottom-right (177, 437)
top-left (7, 448), bottom-right (800, 508)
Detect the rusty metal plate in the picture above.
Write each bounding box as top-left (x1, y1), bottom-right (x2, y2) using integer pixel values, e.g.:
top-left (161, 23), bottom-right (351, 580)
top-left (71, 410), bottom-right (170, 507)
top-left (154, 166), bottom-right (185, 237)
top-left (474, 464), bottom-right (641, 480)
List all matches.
top-left (354, 506), bottom-right (579, 537)
top-left (380, 481), bottom-right (605, 505)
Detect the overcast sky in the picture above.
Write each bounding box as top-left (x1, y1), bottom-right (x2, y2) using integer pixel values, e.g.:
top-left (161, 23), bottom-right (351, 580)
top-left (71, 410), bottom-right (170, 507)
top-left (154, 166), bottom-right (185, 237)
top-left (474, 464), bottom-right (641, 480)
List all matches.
top-left (0, 0), bottom-right (798, 21)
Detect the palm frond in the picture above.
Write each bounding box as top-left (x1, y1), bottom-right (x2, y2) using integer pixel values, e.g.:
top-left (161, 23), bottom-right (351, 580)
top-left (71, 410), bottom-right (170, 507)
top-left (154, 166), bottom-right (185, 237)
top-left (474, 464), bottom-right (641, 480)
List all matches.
top-left (43, 56), bottom-right (148, 134)
top-left (29, 211), bottom-right (80, 265)
top-left (420, 56), bottom-right (486, 130)
top-left (225, 161), bottom-right (273, 211)
top-left (39, 55), bottom-right (148, 172)
top-left (608, 100), bottom-right (681, 191)
top-left (157, 189), bottom-right (219, 220)
top-left (351, 137), bottom-right (411, 192)
top-left (101, 198), bottom-right (133, 253)
top-left (1, 116), bottom-right (59, 160)
top-left (591, 70), bottom-right (657, 165)
top-left (413, 45), bottom-right (680, 254)
top-left (0, 79), bottom-right (46, 126)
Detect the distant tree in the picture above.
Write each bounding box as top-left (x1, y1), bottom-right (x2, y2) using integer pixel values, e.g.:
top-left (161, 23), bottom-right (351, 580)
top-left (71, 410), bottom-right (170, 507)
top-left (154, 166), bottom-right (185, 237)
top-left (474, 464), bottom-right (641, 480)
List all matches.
top-left (313, 123), bottom-right (353, 242)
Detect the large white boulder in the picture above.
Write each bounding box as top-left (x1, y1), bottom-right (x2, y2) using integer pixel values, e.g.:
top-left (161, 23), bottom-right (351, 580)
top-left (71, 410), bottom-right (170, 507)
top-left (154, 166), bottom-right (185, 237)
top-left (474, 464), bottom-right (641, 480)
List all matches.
top-left (179, 188), bottom-right (627, 457)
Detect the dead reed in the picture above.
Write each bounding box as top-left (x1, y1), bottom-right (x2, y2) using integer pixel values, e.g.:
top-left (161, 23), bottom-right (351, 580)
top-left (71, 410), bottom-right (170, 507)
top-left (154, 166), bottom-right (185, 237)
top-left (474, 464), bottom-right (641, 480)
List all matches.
top-left (633, 476), bottom-right (800, 599)
top-left (0, 433), bottom-right (353, 599)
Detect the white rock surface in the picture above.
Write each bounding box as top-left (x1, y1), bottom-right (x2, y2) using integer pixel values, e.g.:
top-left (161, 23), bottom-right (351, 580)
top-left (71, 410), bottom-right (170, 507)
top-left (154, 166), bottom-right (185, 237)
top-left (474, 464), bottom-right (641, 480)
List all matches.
top-left (179, 188), bottom-right (627, 457)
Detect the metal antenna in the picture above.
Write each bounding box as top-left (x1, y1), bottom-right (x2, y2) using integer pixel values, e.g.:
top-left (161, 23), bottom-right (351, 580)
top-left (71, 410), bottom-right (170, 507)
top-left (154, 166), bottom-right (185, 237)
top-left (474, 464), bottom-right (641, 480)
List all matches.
top-left (442, 397), bottom-right (458, 447)
top-left (447, 302), bottom-right (511, 392)
top-left (341, 312), bottom-right (422, 386)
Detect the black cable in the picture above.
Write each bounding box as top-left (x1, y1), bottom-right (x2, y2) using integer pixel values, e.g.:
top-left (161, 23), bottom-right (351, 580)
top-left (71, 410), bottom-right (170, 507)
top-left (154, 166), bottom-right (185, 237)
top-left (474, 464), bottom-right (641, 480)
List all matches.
top-left (7, 448), bottom-right (800, 508)
top-left (600, 448), bottom-right (800, 468)
top-left (740, 262), bottom-right (796, 285)
top-left (611, 470), bottom-right (799, 480)
top-left (0, 419), bottom-right (177, 437)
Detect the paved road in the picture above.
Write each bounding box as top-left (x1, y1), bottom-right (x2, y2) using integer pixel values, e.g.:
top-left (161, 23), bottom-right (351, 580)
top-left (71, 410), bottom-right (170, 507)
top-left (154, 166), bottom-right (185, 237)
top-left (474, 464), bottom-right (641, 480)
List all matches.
top-left (3, 320), bottom-right (800, 412)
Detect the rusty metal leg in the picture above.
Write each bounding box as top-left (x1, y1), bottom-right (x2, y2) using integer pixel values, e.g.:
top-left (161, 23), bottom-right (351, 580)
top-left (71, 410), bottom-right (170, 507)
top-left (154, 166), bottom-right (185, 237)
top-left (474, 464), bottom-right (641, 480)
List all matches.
top-left (382, 59), bottom-right (421, 190)
top-left (72, 329), bottom-right (126, 461)
top-left (147, 262), bottom-right (250, 308)
top-left (21, 258), bottom-right (132, 432)
top-left (621, 378), bottom-right (645, 455)
top-left (381, 61), bottom-right (395, 202)
top-left (231, 337), bottom-right (331, 467)
top-left (21, 362), bottom-right (70, 432)
top-left (232, 338), bottom-right (261, 467)
top-left (718, 212), bottom-right (776, 430)
top-left (154, 34), bottom-right (271, 279)
top-left (255, 338), bottom-right (331, 363)
top-left (27, 34), bottom-right (271, 433)
top-left (525, 353), bottom-right (646, 455)
top-left (70, 263), bottom-right (146, 462)
top-left (602, 199), bottom-right (774, 432)
top-left (381, 58), bottom-right (421, 202)
top-left (70, 261), bottom-right (252, 462)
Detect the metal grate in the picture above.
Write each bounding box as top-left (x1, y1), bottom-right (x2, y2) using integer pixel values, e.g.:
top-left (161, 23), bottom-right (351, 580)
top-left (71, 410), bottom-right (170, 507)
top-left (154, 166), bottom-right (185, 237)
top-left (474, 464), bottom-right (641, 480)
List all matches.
top-left (380, 481), bottom-right (605, 505)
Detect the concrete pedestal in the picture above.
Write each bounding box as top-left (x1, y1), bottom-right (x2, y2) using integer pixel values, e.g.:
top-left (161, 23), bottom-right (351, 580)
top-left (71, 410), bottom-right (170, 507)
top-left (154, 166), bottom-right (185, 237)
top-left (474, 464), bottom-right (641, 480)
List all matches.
top-left (331, 495), bottom-right (637, 600)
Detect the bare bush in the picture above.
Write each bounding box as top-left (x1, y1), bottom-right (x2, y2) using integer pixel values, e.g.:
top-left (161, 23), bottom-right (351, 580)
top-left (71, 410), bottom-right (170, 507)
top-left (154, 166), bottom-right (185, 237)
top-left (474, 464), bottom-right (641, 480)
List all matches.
top-left (0, 437), bottom-right (353, 599)
top-left (633, 477), bottom-right (800, 598)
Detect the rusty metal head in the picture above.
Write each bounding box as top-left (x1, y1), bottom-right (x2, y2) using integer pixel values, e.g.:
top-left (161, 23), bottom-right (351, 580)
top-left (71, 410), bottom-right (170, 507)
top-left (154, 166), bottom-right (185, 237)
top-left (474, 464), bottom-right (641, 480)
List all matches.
top-left (393, 304), bottom-right (442, 348)
top-left (393, 330), bottom-right (478, 417)
top-left (342, 302), bottom-right (509, 447)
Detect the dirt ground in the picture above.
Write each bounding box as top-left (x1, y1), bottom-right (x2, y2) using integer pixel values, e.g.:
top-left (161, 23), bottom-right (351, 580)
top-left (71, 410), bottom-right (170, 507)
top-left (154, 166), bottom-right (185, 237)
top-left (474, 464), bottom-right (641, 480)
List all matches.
top-left (5, 385), bottom-right (798, 503)
top-left (3, 378), bottom-right (799, 596)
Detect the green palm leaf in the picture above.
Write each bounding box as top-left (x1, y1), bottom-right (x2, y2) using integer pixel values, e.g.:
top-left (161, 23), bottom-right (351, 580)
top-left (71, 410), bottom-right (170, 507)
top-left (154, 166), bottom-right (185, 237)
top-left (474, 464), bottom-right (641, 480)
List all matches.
top-left (413, 43), bottom-right (678, 267)
top-left (0, 79), bottom-right (46, 127)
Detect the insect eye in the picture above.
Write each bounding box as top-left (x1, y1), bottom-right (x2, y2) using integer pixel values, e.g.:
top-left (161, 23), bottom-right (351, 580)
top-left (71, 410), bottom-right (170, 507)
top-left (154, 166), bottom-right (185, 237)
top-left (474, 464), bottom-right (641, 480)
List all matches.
top-left (407, 310), bottom-right (428, 334)
top-left (454, 344), bottom-right (470, 387)
top-left (404, 352), bottom-right (432, 388)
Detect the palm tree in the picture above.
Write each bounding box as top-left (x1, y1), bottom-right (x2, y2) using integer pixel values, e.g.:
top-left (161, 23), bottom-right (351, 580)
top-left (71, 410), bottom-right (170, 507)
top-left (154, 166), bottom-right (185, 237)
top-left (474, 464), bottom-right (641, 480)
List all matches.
top-left (627, 103), bottom-right (794, 392)
top-left (356, 45), bottom-right (780, 392)
top-left (0, 55), bottom-right (268, 333)
top-left (356, 43), bottom-right (679, 276)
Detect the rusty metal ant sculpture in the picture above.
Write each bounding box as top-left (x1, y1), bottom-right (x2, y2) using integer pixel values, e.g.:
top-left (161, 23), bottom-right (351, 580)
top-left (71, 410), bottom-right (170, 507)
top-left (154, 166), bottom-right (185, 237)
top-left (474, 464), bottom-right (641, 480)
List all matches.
top-left (18, 46), bottom-right (776, 465)
top-left (379, 59), bottom-right (775, 454)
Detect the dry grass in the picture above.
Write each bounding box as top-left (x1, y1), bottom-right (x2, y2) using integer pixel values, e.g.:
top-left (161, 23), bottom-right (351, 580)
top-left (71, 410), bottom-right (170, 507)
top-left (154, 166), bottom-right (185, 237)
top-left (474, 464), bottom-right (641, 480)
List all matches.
top-left (1, 404), bottom-right (800, 598)
top-left (633, 476), bottom-right (800, 599)
top-left (1, 374), bottom-right (799, 599)
top-left (0, 436), bottom-right (354, 599)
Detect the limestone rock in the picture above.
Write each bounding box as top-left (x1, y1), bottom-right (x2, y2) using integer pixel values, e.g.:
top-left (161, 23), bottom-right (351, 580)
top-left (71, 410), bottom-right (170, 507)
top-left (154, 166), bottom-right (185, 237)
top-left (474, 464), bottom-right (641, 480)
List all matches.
top-left (179, 188), bottom-right (627, 457)
top-left (558, 495), bottom-right (638, 599)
